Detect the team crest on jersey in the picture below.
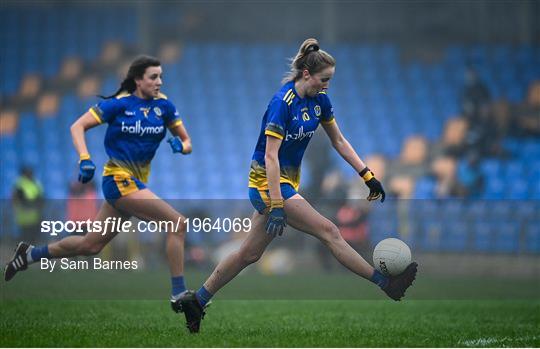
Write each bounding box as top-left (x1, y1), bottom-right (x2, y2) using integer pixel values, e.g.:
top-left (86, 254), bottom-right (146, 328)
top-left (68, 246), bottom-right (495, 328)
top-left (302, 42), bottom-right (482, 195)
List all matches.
top-left (140, 107), bottom-right (150, 118)
top-left (314, 105), bottom-right (321, 117)
top-left (153, 107), bottom-right (162, 117)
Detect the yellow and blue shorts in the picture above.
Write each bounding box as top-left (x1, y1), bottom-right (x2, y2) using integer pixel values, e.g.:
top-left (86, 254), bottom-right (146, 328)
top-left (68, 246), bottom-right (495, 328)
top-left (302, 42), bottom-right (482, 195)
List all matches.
top-left (102, 174), bottom-right (146, 205)
top-left (248, 183), bottom-right (297, 214)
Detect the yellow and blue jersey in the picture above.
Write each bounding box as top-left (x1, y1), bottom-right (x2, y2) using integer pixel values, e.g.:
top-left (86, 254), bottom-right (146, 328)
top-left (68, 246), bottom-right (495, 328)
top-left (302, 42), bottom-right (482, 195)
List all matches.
top-left (249, 81), bottom-right (335, 191)
top-left (89, 92), bottom-right (182, 183)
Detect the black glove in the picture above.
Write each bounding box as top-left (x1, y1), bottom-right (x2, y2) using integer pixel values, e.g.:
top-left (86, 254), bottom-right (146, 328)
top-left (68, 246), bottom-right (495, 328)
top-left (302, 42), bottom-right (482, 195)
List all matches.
top-left (360, 167), bottom-right (386, 202)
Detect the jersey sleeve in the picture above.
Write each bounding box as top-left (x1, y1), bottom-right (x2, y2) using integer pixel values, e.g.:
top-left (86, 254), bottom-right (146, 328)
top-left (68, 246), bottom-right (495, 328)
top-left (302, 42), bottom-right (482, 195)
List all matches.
top-left (264, 99), bottom-right (289, 140)
top-left (89, 98), bottom-right (123, 124)
top-left (164, 100), bottom-right (183, 128)
top-left (318, 92), bottom-right (335, 125)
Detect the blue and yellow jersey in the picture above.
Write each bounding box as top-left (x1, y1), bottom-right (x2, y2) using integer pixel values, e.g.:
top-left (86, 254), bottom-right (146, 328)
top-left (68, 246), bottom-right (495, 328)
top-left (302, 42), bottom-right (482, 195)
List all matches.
top-left (89, 92), bottom-right (182, 183)
top-left (249, 81), bottom-right (335, 191)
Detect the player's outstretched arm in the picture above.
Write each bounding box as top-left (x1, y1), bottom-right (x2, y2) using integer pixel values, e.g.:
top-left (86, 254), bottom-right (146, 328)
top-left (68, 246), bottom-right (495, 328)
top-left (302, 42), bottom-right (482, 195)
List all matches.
top-left (321, 120), bottom-right (385, 202)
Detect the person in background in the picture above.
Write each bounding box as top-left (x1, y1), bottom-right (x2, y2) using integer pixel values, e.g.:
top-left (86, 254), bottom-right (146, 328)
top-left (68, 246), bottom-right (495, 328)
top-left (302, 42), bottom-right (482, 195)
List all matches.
top-left (12, 166), bottom-right (44, 243)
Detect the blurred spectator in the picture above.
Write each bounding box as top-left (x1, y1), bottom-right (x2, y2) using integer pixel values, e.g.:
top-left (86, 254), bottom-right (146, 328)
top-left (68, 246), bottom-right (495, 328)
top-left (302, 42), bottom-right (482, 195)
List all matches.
top-left (365, 154), bottom-right (387, 182)
top-left (77, 76), bottom-right (101, 99)
top-left (513, 80), bottom-right (540, 137)
top-left (59, 57), bottom-right (83, 82)
top-left (387, 135), bottom-right (429, 181)
top-left (461, 65), bottom-right (491, 123)
top-left (491, 99), bottom-right (512, 139)
top-left (336, 201), bottom-right (371, 259)
top-left (0, 110), bottom-right (18, 135)
top-left (455, 153), bottom-right (484, 198)
top-left (19, 74), bottom-right (42, 100)
top-left (431, 117), bottom-right (469, 158)
top-left (465, 111), bottom-right (504, 158)
top-left (12, 74), bottom-right (42, 111)
top-left (431, 156), bottom-right (459, 198)
top-left (66, 181), bottom-right (98, 234)
top-left (460, 65), bottom-right (502, 157)
top-left (159, 41), bottom-right (183, 64)
top-left (12, 166), bottom-right (44, 242)
top-left (320, 170), bottom-right (348, 201)
top-left (388, 175), bottom-right (414, 199)
top-left (36, 93), bottom-right (59, 118)
top-left (53, 57), bottom-right (83, 93)
top-left (96, 41), bottom-right (124, 74)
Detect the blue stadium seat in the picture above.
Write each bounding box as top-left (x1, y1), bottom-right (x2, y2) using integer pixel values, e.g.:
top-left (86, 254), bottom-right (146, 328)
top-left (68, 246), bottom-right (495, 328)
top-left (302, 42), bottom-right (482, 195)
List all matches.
top-left (2, 39), bottom-right (538, 205)
top-left (480, 159), bottom-right (502, 177)
top-left (419, 219), bottom-right (443, 252)
top-left (413, 177), bottom-right (436, 199)
top-left (483, 178), bottom-right (505, 200)
top-left (441, 221), bottom-right (469, 252)
top-left (524, 221), bottom-right (540, 253)
top-left (494, 222), bottom-right (520, 253)
top-left (508, 180), bottom-right (529, 200)
top-left (472, 222), bottom-right (495, 252)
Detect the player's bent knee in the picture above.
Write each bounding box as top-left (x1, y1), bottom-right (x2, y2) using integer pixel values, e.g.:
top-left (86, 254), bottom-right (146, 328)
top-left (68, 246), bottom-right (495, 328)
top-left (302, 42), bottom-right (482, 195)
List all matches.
top-left (239, 250), bottom-right (262, 266)
top-left (80, 242), bottom-right (104, 256)
top-left (319, 222), bottom-right (342, 245)
top-left (169, 216), bottom-right (187, 238)
top-left (82, 244), bottom-right (103, 256)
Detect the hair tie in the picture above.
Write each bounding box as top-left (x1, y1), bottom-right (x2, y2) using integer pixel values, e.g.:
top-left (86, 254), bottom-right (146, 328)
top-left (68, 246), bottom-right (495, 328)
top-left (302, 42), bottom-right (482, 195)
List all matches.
top-left (306, 44), bottom-right (320, 54)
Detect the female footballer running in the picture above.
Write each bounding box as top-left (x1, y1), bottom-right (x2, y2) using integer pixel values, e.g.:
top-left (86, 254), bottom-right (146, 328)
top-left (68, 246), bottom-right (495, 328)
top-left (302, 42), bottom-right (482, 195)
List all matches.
top-left (5, 55), bottom-right (193, 313)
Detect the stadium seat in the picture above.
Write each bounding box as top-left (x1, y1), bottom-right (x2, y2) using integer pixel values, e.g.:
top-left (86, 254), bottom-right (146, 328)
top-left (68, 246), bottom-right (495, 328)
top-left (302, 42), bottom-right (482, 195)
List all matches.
top-left (473, 222), bottom-right (495, 252)
top-left (2, 37), bottom-right (539, 209)
top-left (441, 221), bottom-right (469, 252)
top-left (523, 222), bottom-right (540, 253)
top-left (494, 222), bottom-right (520, 253)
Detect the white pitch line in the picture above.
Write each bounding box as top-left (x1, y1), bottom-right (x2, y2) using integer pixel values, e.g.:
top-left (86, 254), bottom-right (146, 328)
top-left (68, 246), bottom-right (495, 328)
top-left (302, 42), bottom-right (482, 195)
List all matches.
top-left (460, 335), bottom-right (539, 347)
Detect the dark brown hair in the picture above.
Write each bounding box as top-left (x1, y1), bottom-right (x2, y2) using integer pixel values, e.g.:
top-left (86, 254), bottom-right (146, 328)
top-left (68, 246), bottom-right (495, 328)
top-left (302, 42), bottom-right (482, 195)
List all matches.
top-left (99, 55), bottom-right (161, 99)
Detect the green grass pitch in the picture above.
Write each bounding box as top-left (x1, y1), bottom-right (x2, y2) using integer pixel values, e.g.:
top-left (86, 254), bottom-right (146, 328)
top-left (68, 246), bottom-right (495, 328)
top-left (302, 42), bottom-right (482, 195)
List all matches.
top-left (1, 269), bottom-right (539, 347)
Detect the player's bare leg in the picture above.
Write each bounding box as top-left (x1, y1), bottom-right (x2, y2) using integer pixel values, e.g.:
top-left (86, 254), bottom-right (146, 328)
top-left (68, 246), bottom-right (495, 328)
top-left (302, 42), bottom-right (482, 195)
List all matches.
top-left (179, 210), bottom-right (272, 333)
top-left (203, 211), bottom-right (272, 294)
top-left (115, 188), bottom-right (187, 278)
top-left (4, 202), bottom-right (127, 281)
top-left (114, 188), bottom-right (189, 316)
top-left (48, 202), bottom-right (127, 257)
top-left (285, 193), bottom-right (417, 300)
top-left (284, 193), bottom-right (374, 279)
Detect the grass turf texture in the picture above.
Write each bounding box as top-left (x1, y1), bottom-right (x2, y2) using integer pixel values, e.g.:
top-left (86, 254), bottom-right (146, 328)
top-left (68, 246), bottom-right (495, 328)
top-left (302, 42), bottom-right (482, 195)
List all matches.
top-left (1, 270), bottom-right (539, 347)
top-left (1, 300), bottom-right (538, 347)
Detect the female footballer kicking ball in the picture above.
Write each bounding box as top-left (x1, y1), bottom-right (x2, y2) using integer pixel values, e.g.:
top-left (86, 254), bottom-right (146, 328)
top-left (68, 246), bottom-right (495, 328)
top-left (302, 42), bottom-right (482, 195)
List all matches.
top-left (178, 39), bottom-right (418, 333)
top-left (5, 55), bottom-right (194, 313)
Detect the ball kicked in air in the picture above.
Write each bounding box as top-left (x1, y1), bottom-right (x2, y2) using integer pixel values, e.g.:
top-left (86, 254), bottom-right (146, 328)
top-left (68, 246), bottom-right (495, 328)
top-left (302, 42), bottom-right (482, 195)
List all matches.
top-left (373, 238), bottom-right (411, 276)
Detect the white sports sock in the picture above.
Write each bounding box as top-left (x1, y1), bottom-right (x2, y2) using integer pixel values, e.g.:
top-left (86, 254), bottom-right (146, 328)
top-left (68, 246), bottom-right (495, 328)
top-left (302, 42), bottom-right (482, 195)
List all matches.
top-left (26, 245), bottom-right (35, 264)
